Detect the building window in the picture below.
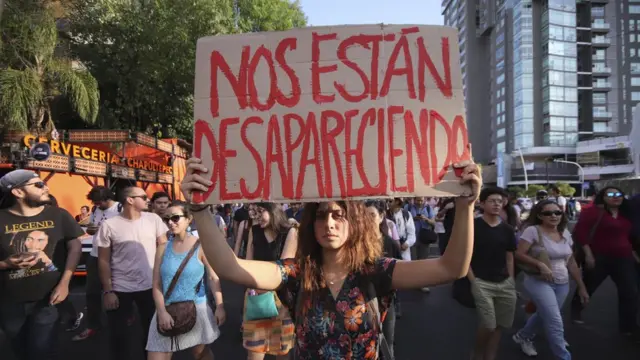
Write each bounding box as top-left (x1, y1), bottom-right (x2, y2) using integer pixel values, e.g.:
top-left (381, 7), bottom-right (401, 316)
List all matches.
top-left (497, 128), bottom-right (505, 138)
top-left (593, 93), bottom-right (607, 103)
top-left (497, 142), bottom-right (505, 153)
top-left (593, 122), bottom-right (608, 132)
top-left (631, 77), bottom-right (640, 86)
top-left (592, 7), bottom-right (605, 17)
top-left (631, 5), bottom-right (640, 14)
top-left (632, 92), bottom-right (640, 101)
top-left (565, 118), bottom-right (578, 132)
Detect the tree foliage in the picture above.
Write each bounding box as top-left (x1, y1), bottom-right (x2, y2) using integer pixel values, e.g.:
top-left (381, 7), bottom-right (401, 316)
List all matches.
top-left (67, 0), bottom-right (307, 140)
top-left (555, 182), bottom-right (576, 197)
top-left (0, 1), bottom-right (99, 132)
top-left (236, 0), bottom-right (307, 32)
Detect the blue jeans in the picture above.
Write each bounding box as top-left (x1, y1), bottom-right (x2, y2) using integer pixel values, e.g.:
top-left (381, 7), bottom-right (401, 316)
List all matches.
top-left (518, 276), bottom-right (571, 360)
top-left (0, 300), bottom-right (60, 360)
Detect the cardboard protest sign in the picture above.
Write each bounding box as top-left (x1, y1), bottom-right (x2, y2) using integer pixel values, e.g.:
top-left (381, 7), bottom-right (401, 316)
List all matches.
top-left (193, 24), bottom-right (471, 203)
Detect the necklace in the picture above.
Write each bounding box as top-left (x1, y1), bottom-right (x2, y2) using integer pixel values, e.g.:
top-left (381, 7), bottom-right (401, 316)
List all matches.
top-left (325, 272), bottom-right (347, 285)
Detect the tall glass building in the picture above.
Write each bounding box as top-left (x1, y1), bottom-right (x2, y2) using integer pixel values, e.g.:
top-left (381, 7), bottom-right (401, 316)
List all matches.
top-left (442, 0), bottom-right (635, 186)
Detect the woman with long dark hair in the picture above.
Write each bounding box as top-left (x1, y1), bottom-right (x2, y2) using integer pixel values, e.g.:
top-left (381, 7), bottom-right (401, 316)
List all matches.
top-left (180, 157), bottom-right (480, 359)
top-left (570, 187), bottom-right (638, 336)
top-left (512, 200), bottom-right (588, 359)
top-left (241, 202), bottom-right (298, 360)
top-left (365, 200), bottom-right (401, 356)
top-left (234, 204), bottom-right (258, 259)
top-left (500, 192), bottom-right (520, 230)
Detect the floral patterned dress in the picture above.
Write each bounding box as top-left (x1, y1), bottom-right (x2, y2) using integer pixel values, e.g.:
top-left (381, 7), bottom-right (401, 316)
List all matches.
top-left (276, 257), bottom-right (397, 360)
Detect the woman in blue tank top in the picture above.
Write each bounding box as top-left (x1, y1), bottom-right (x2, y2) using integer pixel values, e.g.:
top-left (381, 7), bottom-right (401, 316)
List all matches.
top-left (147, 202), bottom-right (225, 359)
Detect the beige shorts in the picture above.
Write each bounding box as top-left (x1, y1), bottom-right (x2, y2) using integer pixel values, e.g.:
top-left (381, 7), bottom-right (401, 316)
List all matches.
top-left (471, 277), bottom-right (517, 329)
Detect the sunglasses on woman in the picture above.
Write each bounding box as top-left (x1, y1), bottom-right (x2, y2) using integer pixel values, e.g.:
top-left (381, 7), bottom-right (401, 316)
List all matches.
top-left (540, 210), bottom-right (563, 217)
top-left (162, 214), bottom-right (186, 223)
top-left (605, 192), bottom-right (623, 198)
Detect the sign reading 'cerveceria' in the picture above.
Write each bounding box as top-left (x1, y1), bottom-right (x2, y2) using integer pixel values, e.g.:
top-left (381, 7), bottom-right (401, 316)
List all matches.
top-left (23, 135), bottom-right (173, 175)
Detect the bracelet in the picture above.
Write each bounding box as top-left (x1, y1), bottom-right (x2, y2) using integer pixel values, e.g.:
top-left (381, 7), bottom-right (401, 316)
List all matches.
top-left (102, 290), bottom-right (114, 296)
top-left (190, 204), bottom-right (210, 213)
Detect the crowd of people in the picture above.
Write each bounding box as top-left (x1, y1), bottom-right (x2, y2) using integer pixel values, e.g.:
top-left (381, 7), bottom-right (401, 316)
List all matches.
top-left (0, 161), bottom-right (639, 360)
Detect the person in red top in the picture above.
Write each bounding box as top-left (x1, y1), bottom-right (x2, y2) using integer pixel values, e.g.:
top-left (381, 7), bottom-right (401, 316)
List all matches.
top-left (570, 187), bottom-right (639, 337)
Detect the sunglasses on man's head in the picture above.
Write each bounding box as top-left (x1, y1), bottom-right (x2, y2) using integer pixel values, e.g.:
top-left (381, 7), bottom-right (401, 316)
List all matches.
top-left (163, 214), bottom-right (186, 223)
top-left (605, 192), bottom-right (623, 198)
top-left (540, 210), bottom-right (563, 217)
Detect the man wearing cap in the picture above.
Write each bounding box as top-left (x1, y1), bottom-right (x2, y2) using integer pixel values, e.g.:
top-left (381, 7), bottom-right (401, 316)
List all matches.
top-left (0, 169), bottom-right (84, 360)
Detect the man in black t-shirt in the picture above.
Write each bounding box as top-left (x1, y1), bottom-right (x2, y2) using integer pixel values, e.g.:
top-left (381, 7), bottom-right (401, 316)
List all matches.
top-left (468, 187), bottom-right (517, 360)
top-left (0, 170), bottom-right (84, 360)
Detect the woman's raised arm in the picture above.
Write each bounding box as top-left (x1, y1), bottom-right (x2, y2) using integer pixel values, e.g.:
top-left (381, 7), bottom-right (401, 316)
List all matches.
top-left (182, 158), bottom-right (283, 291)
top-left (391, 162), bottom-right (480, 289)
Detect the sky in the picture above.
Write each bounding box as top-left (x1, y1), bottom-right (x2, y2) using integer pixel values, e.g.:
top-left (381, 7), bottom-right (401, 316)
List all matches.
top-left (299, 0), bottom-right (444, 27)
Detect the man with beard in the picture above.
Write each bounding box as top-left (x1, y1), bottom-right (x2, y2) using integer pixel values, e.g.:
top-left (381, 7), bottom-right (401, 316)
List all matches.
top-left (97, 186), bottom-right (167, 360)
top-left (0, 170), bottom-right (84, 360)
top-left (73, 186), bottom-right (121, 341)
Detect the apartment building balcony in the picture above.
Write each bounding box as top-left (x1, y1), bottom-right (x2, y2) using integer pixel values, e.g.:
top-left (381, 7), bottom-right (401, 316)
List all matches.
top-left (592, 66), bottom-right (611, 76)
top-left (593, 110), bottom-right (613, 120)
top-left (592, 36), bottom-right (610, 47)
top-left (582, 159), bottom-right (635, 177)
top-left (591, 22), bottom-right (610, 32)
top-left (593, 81), bottom-right (612, 91)
top-left (510, 162), bottom-right (580, 184)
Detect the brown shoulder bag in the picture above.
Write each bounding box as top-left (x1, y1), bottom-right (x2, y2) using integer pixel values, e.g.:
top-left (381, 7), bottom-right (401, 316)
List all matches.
top-left (158, 240), bottom-right (201, 338)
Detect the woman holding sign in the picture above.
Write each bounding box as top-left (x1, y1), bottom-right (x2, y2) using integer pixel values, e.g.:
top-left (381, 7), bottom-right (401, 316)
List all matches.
top-left (181, 157), bottom-right (480, 359)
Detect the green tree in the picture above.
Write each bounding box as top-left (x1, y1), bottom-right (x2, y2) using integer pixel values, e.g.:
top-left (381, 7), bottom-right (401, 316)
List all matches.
top-left (237, 0), bottom-right (307, 32)
top-left (555, 182), bottom-right (576, 197)
top-left (0, 1), bottom-right (99, 132)
top-left (68, 0), bottom-right (307, 140)
top-left (524, 184), bottom-right (546, 198)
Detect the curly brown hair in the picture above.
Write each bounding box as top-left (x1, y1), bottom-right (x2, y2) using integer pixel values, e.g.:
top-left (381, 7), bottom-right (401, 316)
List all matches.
top-left (296, 201), bottom-right (382, 295)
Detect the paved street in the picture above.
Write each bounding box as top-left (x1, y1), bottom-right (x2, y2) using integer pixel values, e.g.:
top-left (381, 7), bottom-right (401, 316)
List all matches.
top-left (2, 275), bottom-right (638, 359)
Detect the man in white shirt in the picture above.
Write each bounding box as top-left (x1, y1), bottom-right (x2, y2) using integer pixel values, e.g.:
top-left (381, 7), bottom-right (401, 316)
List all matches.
top-left (548, 185), bottom-right (567, 212)
top-left (73, 186), bottom-right (120, 341)
top-left (389, 198), bottom-right (416, 261)
top-left (97, 187), bottom-right (167, 360)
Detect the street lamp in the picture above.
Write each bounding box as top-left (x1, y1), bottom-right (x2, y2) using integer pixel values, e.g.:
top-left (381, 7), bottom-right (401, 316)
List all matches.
top-left (553, 159), bottom-right (585, 198)
top-left (511, 148), bottom-right (528, 190)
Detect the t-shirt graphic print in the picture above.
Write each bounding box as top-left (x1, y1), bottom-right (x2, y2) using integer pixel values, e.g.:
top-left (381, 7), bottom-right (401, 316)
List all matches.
top-left (0, 206), bottom-right (84, 303)
top-left (6, 223), bottom-right (59, 280)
